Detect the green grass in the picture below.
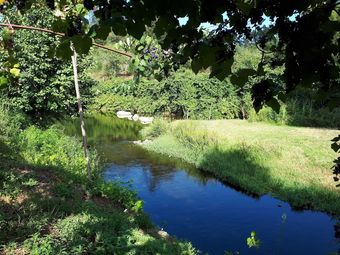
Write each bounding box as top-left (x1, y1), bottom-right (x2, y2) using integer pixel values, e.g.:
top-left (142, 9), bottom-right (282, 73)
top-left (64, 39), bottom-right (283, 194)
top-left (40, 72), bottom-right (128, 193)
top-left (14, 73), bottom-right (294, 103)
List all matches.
top-left (0, 125), bottom-right (196, 254)
top-left (142, 119), bottom-right (340, 214)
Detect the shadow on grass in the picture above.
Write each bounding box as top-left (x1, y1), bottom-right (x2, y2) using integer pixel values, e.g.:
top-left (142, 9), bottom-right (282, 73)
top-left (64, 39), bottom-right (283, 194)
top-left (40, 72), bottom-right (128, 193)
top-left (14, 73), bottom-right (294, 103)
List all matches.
top-left (0, 141), bottom-right (194, 254)
top-left (198, 146), bottom-right (340, 214)
top-left (198, 146), bottom-right (271, 196)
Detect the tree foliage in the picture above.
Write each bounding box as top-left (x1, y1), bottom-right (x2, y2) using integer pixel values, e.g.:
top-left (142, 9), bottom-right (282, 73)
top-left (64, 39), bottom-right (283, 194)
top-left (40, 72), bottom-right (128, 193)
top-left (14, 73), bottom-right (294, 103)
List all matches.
top-left (0, 6), bottom-right (95, 120)
top-left (0, 0), bottom-right (339, 183)
top-left (91, 69), bottom-right (242, 119)
top-left (1, 0), bottom-right (338, 111)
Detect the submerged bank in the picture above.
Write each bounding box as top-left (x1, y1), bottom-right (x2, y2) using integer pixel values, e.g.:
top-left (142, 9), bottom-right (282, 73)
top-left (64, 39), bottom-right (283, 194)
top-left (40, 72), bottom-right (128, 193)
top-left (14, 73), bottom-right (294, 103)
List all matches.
top-left (141, 119), bottom-right (340, 214)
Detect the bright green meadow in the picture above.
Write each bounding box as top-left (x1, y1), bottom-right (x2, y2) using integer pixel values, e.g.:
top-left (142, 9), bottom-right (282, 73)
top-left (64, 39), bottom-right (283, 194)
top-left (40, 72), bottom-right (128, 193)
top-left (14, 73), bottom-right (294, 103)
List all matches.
top-left (142, 119), bottom-right (340, 214)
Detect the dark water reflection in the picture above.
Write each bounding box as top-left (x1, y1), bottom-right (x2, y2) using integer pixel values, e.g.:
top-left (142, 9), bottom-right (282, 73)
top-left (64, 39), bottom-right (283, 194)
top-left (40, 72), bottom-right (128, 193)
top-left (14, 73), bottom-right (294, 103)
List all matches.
top-left (62, 114), bottom-right (340, 255)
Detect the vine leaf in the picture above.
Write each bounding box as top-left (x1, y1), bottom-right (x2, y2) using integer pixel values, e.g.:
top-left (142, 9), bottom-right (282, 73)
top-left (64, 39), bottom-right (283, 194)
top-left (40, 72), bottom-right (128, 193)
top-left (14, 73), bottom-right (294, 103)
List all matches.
top-left (266, 97), bottom-right (280, 114)
top-left (55, 39), bottom-right (73, 60)
top-left (230, 68), bottom-right (257, 87)
top-left (71, 35), bottom-right (93, 55)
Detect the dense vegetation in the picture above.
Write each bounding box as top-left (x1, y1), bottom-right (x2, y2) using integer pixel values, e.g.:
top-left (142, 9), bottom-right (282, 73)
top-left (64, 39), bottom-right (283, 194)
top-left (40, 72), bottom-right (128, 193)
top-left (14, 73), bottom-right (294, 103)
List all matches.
top-left (89, 45), bottom-right (340, 128)
top-left (142, 119), bottom-right (340, 214)
top-left (3, 0), bottom-right (339, 117)
top-left (90, 69), bottom-right (242, 119)
top-left (0, 8), bottom-right (197, 254)
top-left (0, 7), bottom-right (95, 121)
top-left (0, 1), bottom-right (339, 253)
top-left (0, 105), bottom-right (196, 254)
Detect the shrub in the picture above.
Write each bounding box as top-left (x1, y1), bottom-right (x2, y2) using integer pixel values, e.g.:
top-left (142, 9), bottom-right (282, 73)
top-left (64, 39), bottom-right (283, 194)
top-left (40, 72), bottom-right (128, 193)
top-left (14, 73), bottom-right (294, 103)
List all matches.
top-left (249, 92), bottom-right (340, 128)
top-left (92, 180), bottom-right (141, 210)
top-left (0, 102), bottom-right (27, 147)
top-left (172, 122), bottom-right (218, 152)
top-left (18, 126), bottom-right (99, 182)
top-left (140, 119), bottom-right (169, 139)
top-left (1, 6), bottom-right (95, 121)
top-left (248, 105), bottom-right (288, 125)
top-left (89, 68), bottom-right (241, 119)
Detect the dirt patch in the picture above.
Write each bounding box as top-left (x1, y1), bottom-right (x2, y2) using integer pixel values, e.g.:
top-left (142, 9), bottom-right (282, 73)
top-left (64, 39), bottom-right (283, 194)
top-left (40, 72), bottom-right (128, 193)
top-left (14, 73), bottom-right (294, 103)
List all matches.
top-left (0, 247), bottom-right (27, 255)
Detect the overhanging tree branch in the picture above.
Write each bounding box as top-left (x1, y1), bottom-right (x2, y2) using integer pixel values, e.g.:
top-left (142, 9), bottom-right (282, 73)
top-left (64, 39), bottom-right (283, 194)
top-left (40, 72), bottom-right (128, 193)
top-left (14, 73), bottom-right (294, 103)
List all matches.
top-left (0, 23), bottom-right (133, 58)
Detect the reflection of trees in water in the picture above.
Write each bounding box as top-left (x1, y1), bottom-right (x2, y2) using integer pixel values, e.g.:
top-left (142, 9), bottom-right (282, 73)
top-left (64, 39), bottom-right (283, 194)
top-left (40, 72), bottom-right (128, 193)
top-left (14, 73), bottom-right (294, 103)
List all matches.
top-left (335, 222), bottom-right (340, 239)
top-left (334, 221), bottom-right (340, 254)
top-left (123, 144), bottom-right (214, 192)
top-left (102, 141), bottom-right (215, 192)
top-left (145, 162), bottom-right (214, 192)
top-left (59, 114), bottom-right (264, 196)
top-left (59, 114), bottom-right (142, 142)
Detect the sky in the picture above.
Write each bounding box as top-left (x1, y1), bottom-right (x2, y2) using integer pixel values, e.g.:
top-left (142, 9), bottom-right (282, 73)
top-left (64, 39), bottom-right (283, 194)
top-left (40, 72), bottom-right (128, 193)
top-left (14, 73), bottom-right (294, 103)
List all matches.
top-left (178, 13), bottom-right (278, 31)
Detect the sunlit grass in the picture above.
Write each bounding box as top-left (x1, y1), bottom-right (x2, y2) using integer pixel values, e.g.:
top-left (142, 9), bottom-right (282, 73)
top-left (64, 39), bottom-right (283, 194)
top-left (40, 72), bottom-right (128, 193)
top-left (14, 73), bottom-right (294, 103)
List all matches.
top-left (143, 120), bottom-right (340, 214)
top-left (0, 125), bottom-right (196, 254)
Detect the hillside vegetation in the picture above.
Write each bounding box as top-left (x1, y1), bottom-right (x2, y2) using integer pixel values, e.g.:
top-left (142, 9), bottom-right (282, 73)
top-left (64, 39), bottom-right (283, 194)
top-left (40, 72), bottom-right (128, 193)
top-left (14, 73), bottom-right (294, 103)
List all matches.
top-left (88, 45), bottom-right (340, 128)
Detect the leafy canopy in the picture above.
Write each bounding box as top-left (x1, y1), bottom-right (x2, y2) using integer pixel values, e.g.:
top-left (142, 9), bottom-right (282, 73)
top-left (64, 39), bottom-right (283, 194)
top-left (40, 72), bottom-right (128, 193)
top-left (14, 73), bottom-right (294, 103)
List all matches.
top-left (1, 0), bottom-right (339, 110)
top-left (0, 6), bottom-right (95, 120)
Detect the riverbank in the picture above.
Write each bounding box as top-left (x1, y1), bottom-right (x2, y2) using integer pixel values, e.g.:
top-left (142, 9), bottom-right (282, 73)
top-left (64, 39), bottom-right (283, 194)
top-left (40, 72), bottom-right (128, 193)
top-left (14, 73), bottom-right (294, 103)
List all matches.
top-left (0, 115), bottom-right (196, 254)
top-left (141, 119), bottom-right (340, 214)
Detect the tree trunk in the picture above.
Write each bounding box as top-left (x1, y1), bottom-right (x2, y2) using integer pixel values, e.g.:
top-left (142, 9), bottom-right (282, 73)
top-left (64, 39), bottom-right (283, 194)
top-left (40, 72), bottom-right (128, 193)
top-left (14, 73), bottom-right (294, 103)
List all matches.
top-left (71, 44), bottom-right (92, 181)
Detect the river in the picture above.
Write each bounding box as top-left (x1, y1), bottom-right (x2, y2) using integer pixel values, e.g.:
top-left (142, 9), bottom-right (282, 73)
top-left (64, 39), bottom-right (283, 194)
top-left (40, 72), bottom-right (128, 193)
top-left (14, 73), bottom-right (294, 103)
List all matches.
top-left (62, 114), bottom-right (340, 255)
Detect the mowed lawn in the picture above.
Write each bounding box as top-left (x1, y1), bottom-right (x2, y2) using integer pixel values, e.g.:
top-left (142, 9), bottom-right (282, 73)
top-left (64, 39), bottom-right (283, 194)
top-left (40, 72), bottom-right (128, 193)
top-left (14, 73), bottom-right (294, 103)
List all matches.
top-left (144, 120), bottom-right (340, 214)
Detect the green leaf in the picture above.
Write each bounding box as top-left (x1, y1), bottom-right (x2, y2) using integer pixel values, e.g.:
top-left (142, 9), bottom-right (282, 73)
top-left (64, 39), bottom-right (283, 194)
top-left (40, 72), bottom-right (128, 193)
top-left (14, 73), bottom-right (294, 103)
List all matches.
top-left (331, 142), bottom-right (340, 152)
top-left (95, 25), bottom-right (111, 40)
top-left (197, 43), bottom-right (216, 69)
top-left (126, 20), bottom-right (144, 40)
top-left (266, 97), bottom-right (280, 114)
top-left (111, 22), bottom-right (127, 36)
top-left (331, 135), bottom-right (340, 142)
top-left (0, 76), bottom-right (8, 88)
top-left (1, 28), bottom-right (12, 42)
top-left (71, 35), bottom-right (93, 55)
top-left (230, 68), bottom-right (257, 87)
top-left (136, 45), bottom-right (144, 52)
top-left (210, 58), bottom-right (234, 81)
top-left (55, 39), bottom-right (73, 60)
top-left (10, 67), bottom-right (20, 77)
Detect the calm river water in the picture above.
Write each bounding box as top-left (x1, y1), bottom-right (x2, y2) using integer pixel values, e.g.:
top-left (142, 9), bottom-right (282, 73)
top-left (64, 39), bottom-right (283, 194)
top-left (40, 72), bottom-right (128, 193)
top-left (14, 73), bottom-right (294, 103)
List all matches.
top-left (62, 114), bottom-right (340, 255)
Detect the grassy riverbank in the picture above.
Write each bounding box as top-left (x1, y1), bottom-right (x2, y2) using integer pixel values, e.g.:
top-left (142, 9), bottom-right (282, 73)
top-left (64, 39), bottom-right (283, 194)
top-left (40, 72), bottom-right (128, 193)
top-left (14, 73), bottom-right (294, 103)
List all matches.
top-left (142, 119), bottom-right (340, 214)
top-left (0, 109), bottom-right (196, 254)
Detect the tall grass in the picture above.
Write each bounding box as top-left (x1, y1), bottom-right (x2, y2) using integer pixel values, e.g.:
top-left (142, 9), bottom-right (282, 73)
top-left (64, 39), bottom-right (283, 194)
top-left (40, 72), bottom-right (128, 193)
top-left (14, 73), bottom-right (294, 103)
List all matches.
top-left (249, 97), bottom-right (340, 128)
top-left (143, 120), bottom-right (340, 214)
top-left (19, 126), bottom-right (100, 183)
top-left (0, 109), bottom-right (197, 254)
top-left (140, 118), bottom-right (169, 139)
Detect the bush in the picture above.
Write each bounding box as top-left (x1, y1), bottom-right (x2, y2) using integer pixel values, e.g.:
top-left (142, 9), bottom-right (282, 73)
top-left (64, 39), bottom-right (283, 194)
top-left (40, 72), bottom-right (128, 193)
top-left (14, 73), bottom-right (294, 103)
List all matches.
top-left (248, 105), bottom-right (288, 125)
top-left (249, 90), bottom-right (340, 128)
top-left (92, 180), bottom-right (141, 210)
top-left (172, 122), bottom-right (218, 152)
top-left (0, 102), bottom-right (28, 147)
top-left (18, 126), bottom-right (99, 182)
top-left (1, 6), bottom-right (95, 121)
top-left (90, 68), bottom-right (241, 119)
top-left (140, 119), bottom-right (169, 139)
top-left (0, 105), bottom-right (20, 144)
